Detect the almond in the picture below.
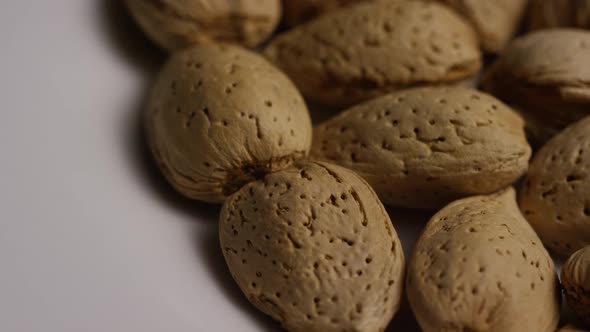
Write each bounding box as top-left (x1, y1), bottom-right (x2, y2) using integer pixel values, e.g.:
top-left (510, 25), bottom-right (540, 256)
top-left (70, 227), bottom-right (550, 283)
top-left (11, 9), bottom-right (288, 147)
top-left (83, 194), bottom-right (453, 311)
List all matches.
top-left (482, 29), bottom-right (590, 145)
top-left (125, 0), bottom-right (281, 50)
top-left (407, 189), bottom-right (560, 332)
top-left (219, 161), bottom-right (405, 332)
top-left (528, 0), bottom-right (590, 31)
top-left (561, 246), bottom-right (590, 327)
top-left (311, 87), bottom-right (531, 209)
top-left (520, 116), bottom-right (590, 257)
top-left (145, 44), bottom-right (312, 203)
top-left (265, 0), bottom-right (481, 108)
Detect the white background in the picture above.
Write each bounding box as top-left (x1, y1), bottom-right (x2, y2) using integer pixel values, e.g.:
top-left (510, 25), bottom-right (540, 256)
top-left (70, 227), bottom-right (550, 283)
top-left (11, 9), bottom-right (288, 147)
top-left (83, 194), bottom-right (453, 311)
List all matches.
top-left (0, 1), bottom-right (581, 331)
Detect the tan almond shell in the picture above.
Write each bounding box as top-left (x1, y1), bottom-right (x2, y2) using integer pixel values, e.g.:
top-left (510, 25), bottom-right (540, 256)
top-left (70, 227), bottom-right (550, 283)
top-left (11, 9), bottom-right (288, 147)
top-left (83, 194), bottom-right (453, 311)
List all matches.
top-left (311, 87), bottom-right (531, 209)
top-left (219, 161), bottom-right (405, 332)
top-left (435, 0), bottom-right (528, 52)
top-left (561, 246), bottom-right (590, 327)
top-left (145, 44), bottom-right (312, 203)
top-left (264, 0), bottom-right (481, 108)
top-left (282, 0), bottom-right (525, 52)
top-left (406, 189), bottom-right (560, 332)
top-left (519, 117), bottom-right (590, 257)
top-left (482, 29), bottom-right (590, 145)
top-left (528, 0), bottom-right (590, 31)
top-left (125, 0), bottom-right (281, 51)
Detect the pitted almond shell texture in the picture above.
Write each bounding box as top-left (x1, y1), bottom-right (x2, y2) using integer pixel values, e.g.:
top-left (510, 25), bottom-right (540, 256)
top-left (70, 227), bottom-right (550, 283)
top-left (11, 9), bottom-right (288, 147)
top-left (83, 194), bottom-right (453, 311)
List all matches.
top-left (482, 29), bottom-right (590, 145)
top-left (434, 0), bottom-right (527, 52)
top-left (311, 87), bottom-right (531, 209)
top-left (145, 44), bottom-right (312, 203)
top-left (125, 0), bottom-right (281, 50)
top-left (282, 0), bottom-right (526, 52)
top-left (265, 0), bottom-right (481, 108)
top-left (407, 188), bottom-right (560, 332)
top-left (219, 161), bottom-right (405, 332)
top-left (520, 117), bottom-right (590, 257)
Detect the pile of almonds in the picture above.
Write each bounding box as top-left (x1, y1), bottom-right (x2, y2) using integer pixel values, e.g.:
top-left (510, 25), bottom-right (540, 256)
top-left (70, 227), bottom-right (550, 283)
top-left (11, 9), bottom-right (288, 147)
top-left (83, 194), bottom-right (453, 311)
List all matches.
top-left (125, 0), bottom-right (590, 331)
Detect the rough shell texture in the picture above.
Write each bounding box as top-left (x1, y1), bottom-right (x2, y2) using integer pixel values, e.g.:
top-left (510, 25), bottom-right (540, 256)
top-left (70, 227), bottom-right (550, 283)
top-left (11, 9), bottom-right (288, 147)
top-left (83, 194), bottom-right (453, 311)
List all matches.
top-left (562, 246), bottom-right (590, 326)
top-left (265, 0), bottom-right (481, 108)
top-left (219, 161), bottom-right (405, 332)
top-left (519, 117), bottom-right (590, 257)
top-left (407, 189), bottom-right (560, 332)
top-left (434, 0), bottom-right (528, 52)
top-left (528, 0), bottom-right (590, 31)
top-left (282, 0), bottom-right (526, 52)
top-left (125, 0), bottom-right (281, 51)
top-left (482, 29), bottom-right (590, 145)
top-left (311, 87), bottom-right (531, 209)
top-left (145, 44), bottom-right (312, 203)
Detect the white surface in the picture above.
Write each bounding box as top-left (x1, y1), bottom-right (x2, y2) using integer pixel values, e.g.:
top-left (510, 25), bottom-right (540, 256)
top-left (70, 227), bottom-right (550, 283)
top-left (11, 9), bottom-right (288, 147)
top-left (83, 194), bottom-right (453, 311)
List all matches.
top-left (0, 1), bottom-right (581, 332)
top-left (0, 1), bottom-right (276, 331)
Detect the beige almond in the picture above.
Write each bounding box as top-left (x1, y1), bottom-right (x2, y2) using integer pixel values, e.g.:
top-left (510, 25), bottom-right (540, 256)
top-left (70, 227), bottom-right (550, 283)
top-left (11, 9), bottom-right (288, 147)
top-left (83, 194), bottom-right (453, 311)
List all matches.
top-left (407, 189), bottom-right (560, 332)
top-left (125, 0), bottom-right (281, 51)
top-left (265, 0), bottom-right (481, 108)
top-left (311, 87), bottom-right (531, 209)
top-left (145, 44), bottom-right (312, 203)
top-left (528, 0), bottom-right (590, 31)
top-left (482, 29), bottom-right (590, 146)
top-left (562, 246), bottom-right (590, 327)
top-left (435, 0), bottom-right (528, 52)
top-left (282, 0), bottom-right (525, 52)
top-left (519, 116), bottom-right (590, 257)
top-left (219, 161), bottom-right (405, 331)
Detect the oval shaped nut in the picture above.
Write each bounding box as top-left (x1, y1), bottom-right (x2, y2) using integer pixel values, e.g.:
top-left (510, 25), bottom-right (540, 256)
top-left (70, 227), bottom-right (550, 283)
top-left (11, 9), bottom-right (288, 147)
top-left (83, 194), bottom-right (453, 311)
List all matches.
top-left (125, 0), bottom-right (281, 51)
top-left (219, 161), bottom-right (405, 332)
top-left (282, 0), bottom-right (526, 53)
top-left (562, 246), bottom-right (590, 326)
top-left (528, 0), bottom-right (590, 31)
top-left (436, 0), bottom-right (528, 52)
top-left (482, 29), bottom-right (590, 145)
top-left (519, 117), bottom-right (590, 257)
top-left (145, 44), bottom-right (312, 203)
top-left (407, 189), bottom-right (560, 332)
top-left (264, 1), bottom-right (481, 108)
top-left (311, 87), bottom-right (531, 209)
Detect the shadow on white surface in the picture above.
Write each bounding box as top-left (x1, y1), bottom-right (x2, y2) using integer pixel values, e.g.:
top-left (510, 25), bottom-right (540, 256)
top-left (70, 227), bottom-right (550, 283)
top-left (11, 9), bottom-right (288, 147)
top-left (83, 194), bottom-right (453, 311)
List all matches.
top-left (194, 226), bottom-right (283, 331)
top-left (100, 0), bottom-right (221, 223)
top-left (99, 1), bottom-right (282, 330)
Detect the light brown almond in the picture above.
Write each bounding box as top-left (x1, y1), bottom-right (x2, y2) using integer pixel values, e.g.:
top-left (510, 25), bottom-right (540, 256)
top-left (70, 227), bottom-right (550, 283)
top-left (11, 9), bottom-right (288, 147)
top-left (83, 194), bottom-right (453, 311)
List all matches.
top-left (311, 87), bottom-right (531, 209)
top-left (407, 189), bottom-right (560, 332)
top-left (219, 161), bottom-right (405, 332)
top-left (520, 117), bottom-right (590, 256)
top-left (434, 0), bottom-right (527, 52)
top-left (125, 0), bottom-right (281, 50)
top-left (145, 44), bottom-right (312, 203)
top-left (265, 0), bottom-right (481, 108)
top-left (482, 29), bottom-right (590, 145)
top-left (561, 246), bottom-right (590, 326)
